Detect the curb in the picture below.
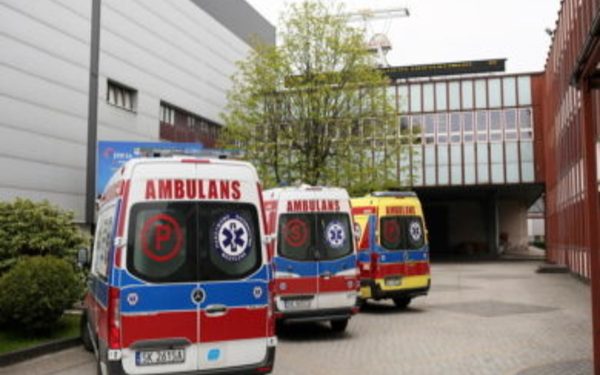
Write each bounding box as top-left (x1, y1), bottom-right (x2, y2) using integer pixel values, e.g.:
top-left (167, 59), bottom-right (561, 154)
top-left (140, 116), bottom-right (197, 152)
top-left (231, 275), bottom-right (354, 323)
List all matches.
top-left (0, 337), bottom-right (82, 367)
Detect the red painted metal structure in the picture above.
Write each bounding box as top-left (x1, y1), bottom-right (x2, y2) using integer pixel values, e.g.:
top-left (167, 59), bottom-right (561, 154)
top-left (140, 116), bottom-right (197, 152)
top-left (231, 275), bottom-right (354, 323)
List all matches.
top-left (543, 0), bottom-right (600, 372)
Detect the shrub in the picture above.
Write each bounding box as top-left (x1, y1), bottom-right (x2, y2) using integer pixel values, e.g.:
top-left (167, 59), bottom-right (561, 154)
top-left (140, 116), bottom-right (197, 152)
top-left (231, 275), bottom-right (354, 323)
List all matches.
top-left (0, 256), bottom-right (83, 331)
top-left (0, 198), bottom-right (89, 275)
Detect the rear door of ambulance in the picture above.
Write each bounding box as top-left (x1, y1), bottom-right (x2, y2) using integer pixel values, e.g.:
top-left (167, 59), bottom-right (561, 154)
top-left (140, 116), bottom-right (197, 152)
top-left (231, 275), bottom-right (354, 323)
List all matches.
top-left (273, 194), bottom-right (319, 313)
top-left (315, 197), bottom-right (358, 310)
top-left (119, 159), bottom-right (269, 374)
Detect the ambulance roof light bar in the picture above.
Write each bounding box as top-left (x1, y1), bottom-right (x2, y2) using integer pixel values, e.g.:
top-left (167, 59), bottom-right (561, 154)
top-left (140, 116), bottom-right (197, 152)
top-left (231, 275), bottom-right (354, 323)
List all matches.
top-left (371, 191), bottom-right (417, 198)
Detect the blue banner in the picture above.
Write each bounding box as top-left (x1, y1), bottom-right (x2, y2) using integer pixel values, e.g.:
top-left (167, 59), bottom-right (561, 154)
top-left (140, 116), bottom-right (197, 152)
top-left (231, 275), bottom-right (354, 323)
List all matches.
top-left (96, 141), bottom-right (203, 197)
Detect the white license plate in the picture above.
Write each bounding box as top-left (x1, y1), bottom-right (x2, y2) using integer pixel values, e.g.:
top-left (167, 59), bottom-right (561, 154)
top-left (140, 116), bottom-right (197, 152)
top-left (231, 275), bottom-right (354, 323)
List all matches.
top-left (284, 299), bottom-right (312, 309)
top-left (385, 277), bottom-right (402, 287)
top-left (136, 349), bottom-right (185, 366)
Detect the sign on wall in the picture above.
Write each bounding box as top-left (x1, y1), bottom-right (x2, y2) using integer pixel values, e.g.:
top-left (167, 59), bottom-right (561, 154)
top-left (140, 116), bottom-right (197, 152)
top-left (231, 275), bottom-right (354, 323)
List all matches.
top-left (96, 141), bottom-right (203, 197)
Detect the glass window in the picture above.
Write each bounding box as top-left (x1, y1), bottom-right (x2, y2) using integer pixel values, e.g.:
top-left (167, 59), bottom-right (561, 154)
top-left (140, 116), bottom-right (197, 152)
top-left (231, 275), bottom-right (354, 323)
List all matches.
top-left (398, 85), bottom-right (409, 112)
top-left (437, 144), bottom-right (448, 165)
top-left (476, 111), bottom-right (487, 142)
top-left (438, 165), bottom-right (449, 185)
top-left (127, 202), bottom-right (261, 283)
top-left (449, 82), bottom-right (460, 110)
top-left (488, 78), bottom-right (501, 108)
top-left (475, 79), bottom-right (487, 108)
top-left (517, 76), bottom-right (532, 106)
top-left (505, 109), bottom-right (517, 130)
top-left (317, 214), bottom-right (353, 260)
top-left (491, 163), bottom-right (504, 183)
top-left (411, 146), bottom-right (423, 185)
top-left (503, 77), bottom-right (517, 107)
top-left (278, 214), bottom-right (313, 261)
top-left (425, 145), bottom-right (436, 165)
top-left (490, 111), bottom-right (502, 130)
top-left (93, 205), bottom-right (115, 279)
top-left (491, 143), bottom-right (503, 163)
top-left (477, 144), bottom-right (489, 183)
top-left (461, 80), bottom-right (473, 109)
top-left (464, 144), bottom-right (476, 184)
top-left (410, 84), bottom-right (421, 112)
top-left (506, 142), bottom-right (519, 183)
top-left (424, 115), bottom-right (435, 144)
top-left (450, 113), bottom-right (461, 133)
top-left (522, 162), bottom-right (535, 182)
top-left (519, 108), bottom-right (532, 129)
top-left (387, 86), bottom-right (398, 111)
top-left (451, 165), bottom-right (462, 185)
top-left (423, 83), bottom-right (434, 112)
top-left (400, 116), bottom-right (410, 136)
top-left (437, 114), bottom-right (448, 143)
top-left (436, 82), bottom-right (447, 111)
top-left (425, 166), bottom-right (436, 186)
top-left (380, 216), bottom-right (425, 250)
top-left (463, 112), bottom-right (474, 132)
top-left (279, 213), bottom-right (353, 261)
top-left (520, 141), bottom-right (534, 162)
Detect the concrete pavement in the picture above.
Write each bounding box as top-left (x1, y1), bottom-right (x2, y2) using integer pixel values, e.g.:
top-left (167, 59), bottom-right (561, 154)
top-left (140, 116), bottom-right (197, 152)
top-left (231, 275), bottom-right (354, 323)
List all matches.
top-left (0, 262), bottom-right (593, 375)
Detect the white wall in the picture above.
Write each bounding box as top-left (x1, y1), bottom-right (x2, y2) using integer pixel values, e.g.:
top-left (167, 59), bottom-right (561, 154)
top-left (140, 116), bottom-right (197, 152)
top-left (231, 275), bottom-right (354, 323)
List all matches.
top-left (0, 0), bottom-right (256, 221)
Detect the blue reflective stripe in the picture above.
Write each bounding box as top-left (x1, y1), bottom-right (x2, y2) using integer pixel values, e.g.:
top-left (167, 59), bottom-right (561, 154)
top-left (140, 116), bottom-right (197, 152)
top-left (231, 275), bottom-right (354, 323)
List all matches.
top-left (120, 283), bottom-right (197, 313)
top-left (200, 280), bottom-right (268, 308)
top-left (318, 254), bottom-right (357, 274)
top-left (274, 257), bottom-right (318, 277)
top-left (120, 280), bottom-right (269, 314)
top-left (357, 252), bottom-right (370, 262)
top-left (91, 275), bottom-right (109, 308)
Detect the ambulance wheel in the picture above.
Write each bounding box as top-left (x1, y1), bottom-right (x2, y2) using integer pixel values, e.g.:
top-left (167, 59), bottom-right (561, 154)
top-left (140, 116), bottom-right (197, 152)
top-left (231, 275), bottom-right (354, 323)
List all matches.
top-left (392, 297), bottom-right (411, 309)
top-left (330, 319), bottom-right (349, 332)
top-left (80, 313), bottom-right (93, 352)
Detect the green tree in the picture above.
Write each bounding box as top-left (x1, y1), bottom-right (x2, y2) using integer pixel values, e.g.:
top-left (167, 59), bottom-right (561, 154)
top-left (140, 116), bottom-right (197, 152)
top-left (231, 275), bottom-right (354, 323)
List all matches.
top-left (221, 0), bottom-right (413, 191)
top-left (0, 198), bottom-right (89, 275)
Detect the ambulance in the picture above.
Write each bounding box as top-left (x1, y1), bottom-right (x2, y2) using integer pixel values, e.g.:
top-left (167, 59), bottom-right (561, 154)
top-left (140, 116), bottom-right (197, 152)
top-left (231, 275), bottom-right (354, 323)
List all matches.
top-left (263, 185), bottom-right (359, 332)
top-left (79, 156), bottom-right (276, 375)
top-left (351, 191), bottom-right (430, 308)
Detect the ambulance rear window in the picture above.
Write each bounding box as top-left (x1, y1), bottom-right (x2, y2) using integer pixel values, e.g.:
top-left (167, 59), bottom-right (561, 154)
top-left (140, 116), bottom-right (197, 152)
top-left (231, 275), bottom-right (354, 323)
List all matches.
top-left (380, 216), bottom-right (425, 250)
top-left (127, 202), bottom-right (261, 282)
top-left (278, 213), bottom-right (353, 261)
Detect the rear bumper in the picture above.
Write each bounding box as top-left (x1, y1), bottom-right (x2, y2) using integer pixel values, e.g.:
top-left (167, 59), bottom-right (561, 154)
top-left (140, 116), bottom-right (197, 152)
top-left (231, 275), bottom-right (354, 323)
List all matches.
top-left (103, 346), bottom-right (276, 375)
top-left (360, 278), bottom-right (430, 300)
top-left (276, 307), bottom-right (356, 323)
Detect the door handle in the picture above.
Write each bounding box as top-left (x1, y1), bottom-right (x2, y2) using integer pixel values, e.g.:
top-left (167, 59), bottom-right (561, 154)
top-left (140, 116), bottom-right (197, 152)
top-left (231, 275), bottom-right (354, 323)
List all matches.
top-left (205, 304), bottom-right (228, 317)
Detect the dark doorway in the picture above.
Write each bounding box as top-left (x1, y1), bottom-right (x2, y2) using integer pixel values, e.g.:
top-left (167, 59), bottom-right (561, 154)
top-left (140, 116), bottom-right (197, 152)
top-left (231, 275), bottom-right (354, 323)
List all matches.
top-left (423, 205), bottom-right (449, 257)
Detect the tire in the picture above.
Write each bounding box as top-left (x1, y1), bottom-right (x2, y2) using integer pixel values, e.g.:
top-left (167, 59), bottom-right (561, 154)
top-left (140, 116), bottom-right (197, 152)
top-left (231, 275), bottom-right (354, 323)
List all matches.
top-left (356, 298), bottom-right (365, 309)
top-left (330, 319), bottom-right (349, 333)
top-left (392, 297), bottom-right (411, 309)
top-left (80, 313), bottom-right (94, 352)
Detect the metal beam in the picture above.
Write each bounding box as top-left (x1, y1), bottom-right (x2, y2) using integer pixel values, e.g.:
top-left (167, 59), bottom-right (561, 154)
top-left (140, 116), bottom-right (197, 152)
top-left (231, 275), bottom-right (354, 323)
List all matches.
top-left (85, 0), bottom-right (101, 230)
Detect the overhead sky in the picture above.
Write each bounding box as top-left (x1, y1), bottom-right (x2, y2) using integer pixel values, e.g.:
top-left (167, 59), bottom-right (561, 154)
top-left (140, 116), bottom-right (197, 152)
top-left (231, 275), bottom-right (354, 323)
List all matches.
top-left (246, 0), bottom-right (562, 73)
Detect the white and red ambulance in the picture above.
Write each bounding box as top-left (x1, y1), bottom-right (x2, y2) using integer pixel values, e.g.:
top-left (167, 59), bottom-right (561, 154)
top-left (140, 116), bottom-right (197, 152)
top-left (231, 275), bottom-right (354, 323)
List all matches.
top-left (263, 185), bottom-right (360, 332)
top-left (80, 156), bottom-right (276, 375)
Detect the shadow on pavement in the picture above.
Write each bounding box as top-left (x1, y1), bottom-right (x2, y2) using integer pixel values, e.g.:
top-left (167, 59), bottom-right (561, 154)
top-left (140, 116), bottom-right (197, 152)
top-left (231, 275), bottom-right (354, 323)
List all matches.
top-left (359, 301), bottom-right (426, 315)
top-left (276, 321), bottom-right (354, 342)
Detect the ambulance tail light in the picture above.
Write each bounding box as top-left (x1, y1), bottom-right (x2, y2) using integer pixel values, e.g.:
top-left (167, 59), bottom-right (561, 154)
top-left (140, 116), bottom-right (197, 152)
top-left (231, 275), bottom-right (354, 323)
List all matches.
top-left (108, 287), bottom-right (121, 349)
top-left (267, 280), bottom-right (276, 337)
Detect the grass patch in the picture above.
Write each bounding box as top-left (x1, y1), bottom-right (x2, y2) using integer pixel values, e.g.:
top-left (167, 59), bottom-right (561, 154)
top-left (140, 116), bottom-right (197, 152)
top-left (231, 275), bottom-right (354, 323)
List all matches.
top-left (0, 314), bottom-right (80, 355)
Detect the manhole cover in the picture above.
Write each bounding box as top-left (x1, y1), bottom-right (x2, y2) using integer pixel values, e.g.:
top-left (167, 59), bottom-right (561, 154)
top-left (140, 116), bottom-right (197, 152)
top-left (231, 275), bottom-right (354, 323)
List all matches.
top-left (434, 300), bottom-right (558, 317)
top-left (515, 359), bottom-right (592, 375)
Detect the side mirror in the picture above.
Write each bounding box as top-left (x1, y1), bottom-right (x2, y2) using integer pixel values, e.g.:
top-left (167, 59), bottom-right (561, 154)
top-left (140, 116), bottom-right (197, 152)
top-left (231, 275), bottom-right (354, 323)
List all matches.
top-left (77, 248), bottom-right (91, 268)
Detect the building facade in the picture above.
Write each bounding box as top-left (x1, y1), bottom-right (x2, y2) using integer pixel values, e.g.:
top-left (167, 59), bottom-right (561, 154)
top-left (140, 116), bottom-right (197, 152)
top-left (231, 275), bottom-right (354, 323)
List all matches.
top-left (542, 0), bottom-right (600, 371)
top-left (0, 0), bottom-right (274, 221)
top-left (382, 69), bottom-right (545, 257)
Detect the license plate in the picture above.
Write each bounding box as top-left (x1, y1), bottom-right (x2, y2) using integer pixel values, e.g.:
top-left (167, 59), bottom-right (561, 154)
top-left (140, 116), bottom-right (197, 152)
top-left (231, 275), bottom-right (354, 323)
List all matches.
top-left (284, 298), bottom-right (312, 309)
top-left (385, 277), bottom-right (402, 287)
top-left (136, 349), bottom-right (185, 366)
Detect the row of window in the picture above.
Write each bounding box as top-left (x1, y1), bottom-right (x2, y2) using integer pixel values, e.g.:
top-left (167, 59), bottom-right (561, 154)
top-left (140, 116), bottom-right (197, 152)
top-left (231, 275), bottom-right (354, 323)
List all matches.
top-left (106, 80), bottom-right (219, 139)
top-left (392, 75), bottom-right (533, 114)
